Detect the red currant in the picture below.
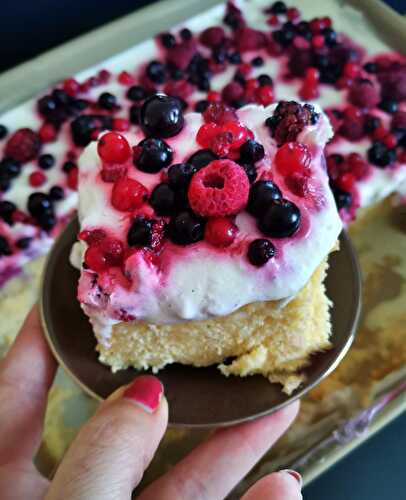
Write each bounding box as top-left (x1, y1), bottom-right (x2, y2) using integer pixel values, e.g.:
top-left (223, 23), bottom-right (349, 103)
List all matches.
top-left (97, 132), bottom-right (131, 164)
top-left (84, 245), bottom-right (108, 272)
top-left (99, 237), bottom-right (124, 266)
top-left (255, 85), bottom-right (274, 106)
top-left (112, 118), bottom-right (130, 132)
top-left (118, 71), bottom-right (134, 85)
top-left (383, 134), bottom-right (397, 149)
top-left (287, 7), bottom-right (300, 21)
top-left (343, 62), bottom-right (359, 78)
top-left (67, 167), bottom-right (78, 190)
top-left (222, 121), bottom-right (248, 149)
top-left (29, 171), bottom-right (46, 187)
top-left (39, 123), bottom-right (57, 143)
top-left (196, 123), bottom-right (221, 148)
top-left (79, 228), bottom-right (107, 245)
top-left (205, 217), bottom-right (238, 247)
top-left (312, 35), bottom-right (325, 49)
top-left (275, 142), bottom-right (311, 176)
top-left (111, 177), bottom-right (148, 211)
top-left (63, 78), bottom-right (80, 96)
top-left (207, 91), bottom-right (221, 102)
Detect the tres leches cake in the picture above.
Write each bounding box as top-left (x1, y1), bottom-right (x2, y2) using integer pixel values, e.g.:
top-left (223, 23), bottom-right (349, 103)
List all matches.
top-left (70, 95), bottom-right (342, 392)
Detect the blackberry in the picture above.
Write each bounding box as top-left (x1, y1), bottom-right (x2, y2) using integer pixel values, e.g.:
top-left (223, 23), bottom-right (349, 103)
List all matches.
top-left (239, 163), bottom-right (257, 184)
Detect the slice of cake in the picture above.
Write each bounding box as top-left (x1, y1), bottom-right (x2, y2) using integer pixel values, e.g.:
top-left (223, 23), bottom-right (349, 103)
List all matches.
top-left (71, 95), bottom-right (342, 392)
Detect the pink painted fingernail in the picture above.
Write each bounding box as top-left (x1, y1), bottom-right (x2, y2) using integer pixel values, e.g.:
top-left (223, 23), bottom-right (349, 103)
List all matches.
top-left (281, 469), bottom-right (303, 488)
top-left (123, 375), bottom-right (164, 413)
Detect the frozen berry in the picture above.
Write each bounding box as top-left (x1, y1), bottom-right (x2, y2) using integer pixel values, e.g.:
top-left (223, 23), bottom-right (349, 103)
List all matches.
top-left (0, 236), bottom-right (12, 256)
top-left (62, 160), bottom-right (76, 173)
top-left (67, 167), bottom-right (78, 190)
top-left (78, 228), bottom-right (107, 245)
top-left (112, 118), bottom-right (130, 132)
top-left (98, 92), bottom-right (117, 110)
top-left (145, 61), bottom-right (167, 84)
top-left (348, 79), bottom-right (380, 108)
top-left (126, 85), bottom-right (147, 102)
top-left (71, 114), bottom-right (113, 147)
top-left (200, 26), bottom-right (226, 47)
top-left (188, 160), bottom-right (249, 217)
top-left (247, 180), bottom-right (282, 216)
top-left (129, 105), bottom-right (141, 125)
top-left (111, 177), bottom-right (148, 211)
top-left (266, 101), bottom-right (318, 144)
top-left (39, 123), bottom-right (57, 143)
top-left (0, 158), bottom-right (21, 178)
top-left (134, 138), bottom-right (173, 173)
top-left (364, 115), bottom-right (381, 134)
top-left (331, 184), bottom-right (352, 209)
top-left (275, 142), bottom-right (311, 176)
top-left (180, 28), bottom-right (192, 40)
top-left (269, 1), bottom-right (287, 14)
top-left (37, 211), bottom-right (56, 231)
top-left (203, 103), bottom-right (238, 125)
top-left (49, 185), bottom-right (65, 201)
top-left (187, 149), bottom-right (218, 170)
top-left (38, 153), bottom-right (55, 170)
top-left (29, 171), bottom-right (47, 187)
top-left (205, 217), bottom-right (238, 247)
top-left (5, 128), bottom-right (41, 163)
top-left (247, 239), bottom-right (275, 266)
top-left (168, 211), bottom-right (205, 245)
top-left (127, 217), bottom-right (153, 247)
top-left (168, 163), bottom-right (196, 190)
top-left (149, 183), bottom-right (176, 215)
top-left (222, 81), bottom-right (244, 104)
top-left (239, 140), bottom-right (265, 163)
top-left (0, 200), bottom-right (16, 225)
top-left (392, 111), bottom-right (406, 130)
top-left (97, 132), bottom-right (131, 164)
top-left (367, 142), bottom-right (396, 168)
top-left (379, 99), bottom-right (398, 114)
top-left (259, 199), bottom-right (301, 237)
top-left (378, 66), bottom-right (406, 101)
top-left (160, 32), bottom-right (176, 49)
top-left (194, 100), bottom-right (210, 113)
top-left (140, 94), bottom-right (184, 138)
top-left (27, 193), bottom-right (52, 218)
top-left (84, 246), bottom-right (107, 272)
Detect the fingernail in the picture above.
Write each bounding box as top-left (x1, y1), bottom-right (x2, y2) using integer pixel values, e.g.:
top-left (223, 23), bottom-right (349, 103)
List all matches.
top-left (123, 375), bottom-right (164, 413)
top-left (281, 469), bottom-right (302, 488)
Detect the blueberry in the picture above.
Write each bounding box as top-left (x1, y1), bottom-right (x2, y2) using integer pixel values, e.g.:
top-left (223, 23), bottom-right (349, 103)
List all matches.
top-left (126, 85), bottom-right (146, 102)
top-left (129, 105), bottom-right (141, 125)
top-left (62, 161), bottom-right (76, 173)
top-left (0, 236), bottom-right (12, 256)
top-left (38, 154), bottom-right (55, 170)
top-left (379, 99), bottom-right (398, 114)
top-left (257, 74), bottom-right (273, 87)
top-left (140, 94), bottom-right (184, 138)
top-left (38, 95), bottom-right (57, 118)
top-left (247, 181), bottom-right (282, 216)
top-left (296, 21), bottom-right (312, 40)
top-left (187, 149), bottom-right (218, 170)
top-left (240, 140), bottom-right (265, 164)
top-left (168, 211), bottom-right (205, 245)
top-left (273, 29), bottom-right (294, 47)
top-left (146, 61), bottom-right (167, 84)
top-left (367, 142), bottom-right (396, 168)
top-left (135, 138), bottom-right (173, 173)
top-left (27, 192), bottom-right (53, 218)
top-left (70, 99), bottom-right (89, 112)
top-left (247, 239), bottom-right (275, 266)
top-left (239, 163), bottom-right (257, 184)
top-left (228, 52), bottom-right (242, 64)
top-left (322, 28), bottom-right (337, 47)
top-left (197, 77), bottom-right (211, 92)
top-left (0, 176), bottom-right (10, 192)
top-left (314, 54), bottom-right (330, 69)
top-left (127, 217), bottom-right (153, 247)
top-left (224, 12), bottom-right (242, 31)
top-left (0, 158), bottom-right (21, 178)
top-left (180, 28), bottom-right (192, 41)
top-left (330, 184), bottom-right (352, 210)
top-left (37, 211), bottom-right (56, 231)
top-left (0, 124), bottom-right (8, 139)
top-left (364, 115), bottom-right (381, 133)
top-left (194, 100), bottom-right (209, 113)
top-left (251, 56), bottom-right (264, 67)
top-left (16, 237), bottom-right (32, 250)
top-left (52, 89), bottom-right (70, 105)
top-left (98, 92), bottom-right (117, 110)
top-left (149, 183), bottom-right (176, 216)
top-left (49, 185), bottom-right (65, 201)
top-left (71, 114), bottom-right (113, 147)
top-left (270, 1), bottom-right (287, 14)
top-left (168, 163), bottom-right (196, 190)
top-left (0, 200), bottom-right (16, 225)
top-left (160, 32), bottom-right (176, 48)
top-left (213, 48), bottom-right (227, 64)
top-left (364, 62), bottom-right (377, 74)
top-left (258, 199), bottom-right (301, 238)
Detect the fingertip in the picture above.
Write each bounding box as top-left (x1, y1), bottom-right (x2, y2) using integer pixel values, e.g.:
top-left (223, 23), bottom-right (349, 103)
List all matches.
top-left (242, 470), bottom-right (303, 500)
top-left (123, 375), bottom-right (164, 414)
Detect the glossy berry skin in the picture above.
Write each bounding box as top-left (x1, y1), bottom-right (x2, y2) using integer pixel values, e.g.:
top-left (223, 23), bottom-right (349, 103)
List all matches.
top-left (98, 92), bottom-right (117, 110)
top-left (49, 186), bottom-right (65, 201)
top-left (84, 246), bottom-right (108, 272)
top-left (168, 212), bottom-right (205, 246)
top-left (146, 61), bottom-right (167, 84)
top-left (0, 124), bottom-right (8, 139)
top-left (239, 139), bottom-right (265, 163)
top-left (27, 192), bottom-right (53, 218)
top-left (97, 132), bottom-right (131, 164)
top-left (140, 94), bottom-right (184, 138)
top-left (331, 184), bottom-right (352, 210)
top-left (258, 199), bottom-right (301, 238)
top-left (247, 239), bottom-right (275, 266)
top-left (239, 163), bottom-right (257, 184)
top-left (126, 85), bottom-right (146, 102)
top-left (247, 180), bottom-right (282, 216)
top-left (0, 200), bottom-right (16, 225)
top-left (38, 154), bottom-right (55, 170)
top-left (187, 149), bottom-right (218, 170)
top-left (1, 158), bottom-right (21, 178)
top-left (379, 99), bottom-right (398, 114)
top-left (205, 217), bottom-right (238, 247)
top-left (275, 142), bottom-right (311, 176)
top-left (367, 142), bottom-right (396, 168)
top-left (29, 171), bottom-right (47, 187)
top-left (168, 163), bottom-right (196, 190)
top-left (134, 138), bottom-right (173, 173)
top-left (0, 236), bottom-right (12, 256)
top-left (149, 183), bottom-right (176, 216)
top-left (127, 217), bottom-right (153, 247)
top-left (111, 177), bottom-right (148, 211)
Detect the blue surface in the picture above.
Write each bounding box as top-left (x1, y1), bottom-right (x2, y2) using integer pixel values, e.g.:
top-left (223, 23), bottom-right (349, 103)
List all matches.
top-left (0, 1), bottom-right (405, 499)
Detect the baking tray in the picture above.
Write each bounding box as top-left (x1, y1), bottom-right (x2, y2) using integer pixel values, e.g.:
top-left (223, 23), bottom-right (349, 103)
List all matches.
top-left (0, 0), bottom-right (405, 495)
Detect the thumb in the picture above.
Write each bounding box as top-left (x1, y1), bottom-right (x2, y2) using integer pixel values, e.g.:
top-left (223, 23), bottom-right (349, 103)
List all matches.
top-left (241, 470), bottom-right (303, 500)
top-left (45, 375), bottom-right (168, 500)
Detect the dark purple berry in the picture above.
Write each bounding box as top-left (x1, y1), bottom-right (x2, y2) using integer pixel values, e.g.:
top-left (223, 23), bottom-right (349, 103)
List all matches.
top-left (194, 100), bottom-right (209, 113)
top-left (0, 236), bottom-right (12, 256)
top-left (330, 183), bottom-right (352, 210)
top-left (160, 32), bottom-right (176, 48)
top-left (129, 105), bottom-right (141, 125)
top-left (127, 217), bottom-right (153, 247)
top-left (16, 237), bottom-right (32, 250)
top-left (62, 161), bottom-right (76, 173)
top-left (149, 183), bottom-right (176, 216)
top-left (240, 140), bottom-right (265, 163)
top-left (49, 186), bottom-right (65, 201)
top-left (126, 85), bottom-right (146, 102)
top-left (168, 163), bottom-right (196, 190)
top-left (257, 74), bottom-right (273, 87)
top-left (71, 114), bottom-right (112, 147)
top-left (135, 138), bottom-right (173, 173)
top-left (0, 200), bottom-right (16, 225)
top-left (269, 1), bottom-right (287, 14)
top-left (187, 149), bottom-right (218, 170)
top-left (98, 92), bottom-right (117, 110)
top-left (251, 56), bottom-right (264, 67)
top-left (248, 239), bottom-right (275, 266)
top-left (367, 142), bottom-right (396, 168)
top-left (228, 52), bottom-right (242, 64)
top-left (379, 99), bottom-right (398, 114)
top-left (1, 158), bottom-right (21, 178)
top-left (180, 28), bottom-right (192, 41)
top-left (168, 211), bottom-right (205, 245)
top-left (0, 124), bottom-right (8, 139)
top-left (27, 192), bottom-right (53, 218)
top-left (258, 199), bottom-right (301, 238)
top-left (239, 163), bottom-right (257, 184)
top-left (38, 154), bottom-right (55, 170)
top-left (140, 94), bottom-right (184, 138)
top-left (146, 61), bottom-right (167, 84)
top-left (364, 62), bottom-right (377, 74)
top-left (247, 181), bottom-right (282, 216)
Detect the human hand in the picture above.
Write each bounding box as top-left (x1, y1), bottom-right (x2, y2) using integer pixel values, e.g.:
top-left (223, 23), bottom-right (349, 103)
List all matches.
top-left (0, 306), bottom-right (302, 499)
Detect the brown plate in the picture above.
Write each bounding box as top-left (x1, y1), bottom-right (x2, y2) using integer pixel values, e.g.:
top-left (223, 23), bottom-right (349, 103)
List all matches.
top-left (40, 218), bottom-right (361, 428)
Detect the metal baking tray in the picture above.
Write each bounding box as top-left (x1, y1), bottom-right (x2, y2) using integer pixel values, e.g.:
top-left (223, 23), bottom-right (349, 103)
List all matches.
top-left (0, 0), bottom-right (405, 494)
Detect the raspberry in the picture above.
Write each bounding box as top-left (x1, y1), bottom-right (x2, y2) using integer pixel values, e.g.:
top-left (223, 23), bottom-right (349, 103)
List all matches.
top-left (203, 103), bottom-right (238, 125)
top-left (111, 177), bottom-right (148, 211)
top-left (67, 167), bottom-right (78, 190)
top-left (29, 171), bottom-right (47, 187)
top-left (39, 123), bottom-right (57, 143)
top-left (222, 81), bottom-right (244, 104)
top-left (188, 160), bottom-right (249, 216)
top-left (200, 26), bottom-right (226, 47)
top-left (348, 79), bottom-right (380, 108)
top-left (5, 128), bottom-right (41, 163)
top-left (101, 163), bottom-right (128, 183)
top-left (205, 217), bottom-right (238, 247)
top-left (78, 228), bottom-right (107, 245)
top-left (275, 142), bottom-right (311, 176)
top-left (97, 132), bottom-right (131, 164)
top-left (378, 65), bottom-right (406, 101)
top-left (166, 40), bottom-right (197, 70)
top-left (266, 101), bottom-right (318, 144)
top-left (234, 27), bottom-right (266, 52)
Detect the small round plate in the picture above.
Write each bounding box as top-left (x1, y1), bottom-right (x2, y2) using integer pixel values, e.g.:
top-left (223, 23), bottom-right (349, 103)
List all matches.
top-left (40, 218), bottom-right (361, 428)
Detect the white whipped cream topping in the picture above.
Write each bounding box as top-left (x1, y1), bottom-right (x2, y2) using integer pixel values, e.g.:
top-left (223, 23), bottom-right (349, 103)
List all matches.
top-left (74, 103), bottom-right (342, 341)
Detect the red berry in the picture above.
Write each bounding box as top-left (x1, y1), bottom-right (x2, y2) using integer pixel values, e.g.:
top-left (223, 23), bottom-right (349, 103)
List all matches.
top-left (337, 172), bottom-right (355, 191)
top-left (339, 115), bottom-right (365, 141)
top-left (287, 7), bottom-right (300, 21)
top-left (63, 78), bottom-right (80, 96)
top-left (112, 118), bottom-right (130, 132)
top-left (207, 91), bottom-right (221, 102)
top-left (392, 111), bottom-right (406, 130)
top-left (188, 160), bottom-right (249, 217)
top-left (166, 40), bottom-right (197, 70)
top-left (84, 245), bottom-right (108, 272)
top-left (111, 177), bottom-right (148, 211)
top-left (293, 36), bottom-right (310, 50)
top-left (12, 210), bottom-right (29, 224)
top-left (118, 71), bottom-right (134, 85)
top-left (255, 85), bottom-right (274, 106)
top-left (222, 81), bottom-right (244, 104)
top-left (97, 132), bottom-right (131, 164)
top-left (98, 69), bottom-right (111, 83)
top-left (205, 217), bottom-right (238, 247)
top-left (5, 128), bottom-right (41, 163)
top-left (348, 79), bottom-right (380, 109)
top-left (67, 167), bottom-right (78, 190)
top-left (99, 237), bottom-right (124, 266)
top-left (267, 15), bottom-right (279, 27)
top-left (312, 35), bottom-right (324, 49)
top-left (196, 123), bottom-right (221, 148)
top-left (305, 67), bottom-right (319, 83)
top-left (310, 18), bottom-right (324, 33)
top-left (79, 228), bottom-right (107, 245)
top-left (275, 142), bottom-right (311, 176)
top-left (101, 163), bottom-right (128, 183)
top-left (238, 63), bottom-right (252, 76)
top-left (210, 132), bottom-right (232, 157)
top-left (322, 16), bottom-right (332, 27)
top-left (164, 79), bottom-right (193, 99)
top-left (343, 62), bottom-right (359, 78)
top-left (39, 123), bottom-right (57, 143)
top-left (347, 153), bottom-right (370, 180)
top-left (383, 133), bottom-right (397, 149)
top-left (29, 171), bottom-right (46, 187)
top-left (337, 76), bottom-right (354, 89)
top-left (203, 103), bottom-right (238, 125)
top-left (234, 27), bottom-right (266, 52)
top-left (200, 26), bottom-right (226, 47)
top-left (222, 121), bottom-right (248, 149)
top-left (372, 125), bottom-right (387, 140)
top-left (286, 172), bottom-right (310, 197)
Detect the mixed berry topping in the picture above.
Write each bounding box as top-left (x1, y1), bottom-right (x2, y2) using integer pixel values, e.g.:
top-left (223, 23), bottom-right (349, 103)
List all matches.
top-left (140, 94), bottom-right (184, 138)
top-left (133, 138), bottom-right (173, 173)
top-left (97, 132), bottom-right (131, 164)
top-left (248, 239), bottom-right (276, 267)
